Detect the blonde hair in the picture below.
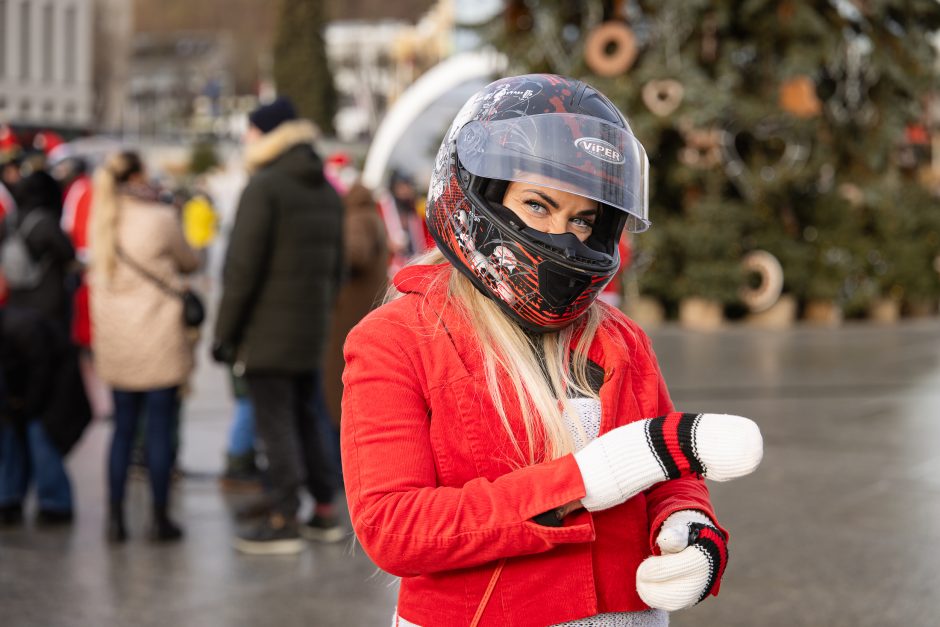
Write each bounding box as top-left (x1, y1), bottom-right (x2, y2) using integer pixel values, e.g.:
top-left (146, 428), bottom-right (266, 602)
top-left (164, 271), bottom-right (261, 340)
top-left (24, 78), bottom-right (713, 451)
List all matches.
top-left (90, 151), bottom-right (142, 280)
top-left (388, 249), bottom-right (606, 466)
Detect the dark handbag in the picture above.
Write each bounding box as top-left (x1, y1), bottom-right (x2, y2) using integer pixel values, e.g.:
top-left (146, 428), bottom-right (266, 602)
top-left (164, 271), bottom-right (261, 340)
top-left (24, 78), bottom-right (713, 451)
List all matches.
top-left (116, 247), bottom-right (205, 328)
top-left (181, 289), bottom-right (206, 327)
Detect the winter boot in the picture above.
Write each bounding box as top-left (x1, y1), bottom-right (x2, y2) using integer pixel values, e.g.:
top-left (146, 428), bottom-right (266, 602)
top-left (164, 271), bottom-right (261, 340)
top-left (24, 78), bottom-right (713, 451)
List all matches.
top-left (151, 505), bottom-right (183, 542)
top-left (107, 503), bottom-right (127, 543)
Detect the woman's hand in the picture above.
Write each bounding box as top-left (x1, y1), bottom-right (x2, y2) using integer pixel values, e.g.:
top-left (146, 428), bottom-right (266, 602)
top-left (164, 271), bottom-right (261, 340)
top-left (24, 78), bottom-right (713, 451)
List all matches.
top-left (636, 510), bottom-right (728, 611)
top-left (574, 412), bottom-right (763, 512)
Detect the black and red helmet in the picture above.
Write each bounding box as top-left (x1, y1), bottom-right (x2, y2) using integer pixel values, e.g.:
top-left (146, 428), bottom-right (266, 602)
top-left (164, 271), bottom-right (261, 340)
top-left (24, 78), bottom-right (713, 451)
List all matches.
top-left (426, 74), bottom-right (650, 333)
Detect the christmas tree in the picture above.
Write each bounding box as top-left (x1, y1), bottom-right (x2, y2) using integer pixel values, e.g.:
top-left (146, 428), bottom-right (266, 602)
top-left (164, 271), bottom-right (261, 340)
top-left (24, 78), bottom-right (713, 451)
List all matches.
top-left (273, 0), bottom-right (337, 134)
top-left (489, 0), bottom-right (940, 318)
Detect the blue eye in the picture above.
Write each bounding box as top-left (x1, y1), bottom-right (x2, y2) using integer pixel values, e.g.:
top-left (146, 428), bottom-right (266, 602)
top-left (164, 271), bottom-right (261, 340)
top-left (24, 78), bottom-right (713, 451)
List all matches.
top-left (526, 201), bottom-right (548, 215)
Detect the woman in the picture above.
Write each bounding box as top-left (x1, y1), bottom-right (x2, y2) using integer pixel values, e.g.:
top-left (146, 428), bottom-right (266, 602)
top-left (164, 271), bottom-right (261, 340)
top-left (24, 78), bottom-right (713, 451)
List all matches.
top-left (341, 75), bottom-right (764, 627)
top-left (89, 151), bottom-right (199, 542)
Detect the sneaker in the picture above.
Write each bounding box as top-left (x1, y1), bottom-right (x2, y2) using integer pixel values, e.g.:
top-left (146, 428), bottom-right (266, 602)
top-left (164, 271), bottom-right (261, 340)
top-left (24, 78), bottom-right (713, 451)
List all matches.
top-left (36, 509), bottom-right (74, 526)
top-left (233, 512), bottom-right (305, 555)
top-left (301, 513), bottom-right (346, 543)
top-left (219, 453), bottom-right (263, 494)
top-left (233, 495), bottom-right (275, 521)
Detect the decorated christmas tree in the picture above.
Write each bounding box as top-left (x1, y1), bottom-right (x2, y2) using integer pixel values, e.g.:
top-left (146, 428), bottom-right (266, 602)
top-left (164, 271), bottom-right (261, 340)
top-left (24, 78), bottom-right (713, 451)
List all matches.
top-left (488, 0), bottom-right (940, 320)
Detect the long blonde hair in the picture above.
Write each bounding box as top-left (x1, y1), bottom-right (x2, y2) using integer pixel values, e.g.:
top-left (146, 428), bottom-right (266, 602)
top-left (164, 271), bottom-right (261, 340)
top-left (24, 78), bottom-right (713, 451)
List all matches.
top-left (388, 249), bottom-right (607, 466)
top-left (90, 151), bottom-right (143, 280)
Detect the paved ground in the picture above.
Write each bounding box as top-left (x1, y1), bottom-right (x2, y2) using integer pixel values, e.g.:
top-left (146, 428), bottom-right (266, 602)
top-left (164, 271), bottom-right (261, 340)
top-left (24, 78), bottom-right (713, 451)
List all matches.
top-left (2, 318), bottom-right (939, 627)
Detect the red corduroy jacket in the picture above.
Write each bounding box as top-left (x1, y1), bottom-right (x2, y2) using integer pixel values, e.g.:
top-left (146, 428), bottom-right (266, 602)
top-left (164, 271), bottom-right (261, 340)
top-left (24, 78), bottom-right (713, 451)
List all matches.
top-left (341, 264), bottom-right (724, 627)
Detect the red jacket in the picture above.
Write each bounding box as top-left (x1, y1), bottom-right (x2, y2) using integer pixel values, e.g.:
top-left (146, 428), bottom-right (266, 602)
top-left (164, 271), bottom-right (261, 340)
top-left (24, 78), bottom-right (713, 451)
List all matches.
top-left (341, 264), bottom-right (722, 627)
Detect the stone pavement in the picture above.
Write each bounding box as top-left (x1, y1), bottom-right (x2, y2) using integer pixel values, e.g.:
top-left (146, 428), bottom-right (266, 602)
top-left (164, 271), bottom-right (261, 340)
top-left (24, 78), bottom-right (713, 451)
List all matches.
top-left (2, 320), bottom-right (939, 627)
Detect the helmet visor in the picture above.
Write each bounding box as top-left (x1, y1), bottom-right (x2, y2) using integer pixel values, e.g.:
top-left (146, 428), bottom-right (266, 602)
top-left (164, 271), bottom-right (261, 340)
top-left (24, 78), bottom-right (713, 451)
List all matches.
top-left (456, 113), bottom-right (650, 232)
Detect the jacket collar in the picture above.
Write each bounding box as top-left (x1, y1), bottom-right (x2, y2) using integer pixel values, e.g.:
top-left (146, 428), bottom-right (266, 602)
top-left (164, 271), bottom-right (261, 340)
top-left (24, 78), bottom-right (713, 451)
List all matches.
top-left (392, 263), bottom-right (450, 296)
top-left (392, 262), bottom-right (632, 375)
top-left (244, 119), bottom-right (319, 173)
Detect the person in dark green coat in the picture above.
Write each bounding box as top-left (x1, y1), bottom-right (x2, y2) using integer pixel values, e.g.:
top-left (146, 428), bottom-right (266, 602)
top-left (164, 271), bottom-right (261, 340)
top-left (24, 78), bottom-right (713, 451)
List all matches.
top-left (212, 97), bottom-right (345, 554)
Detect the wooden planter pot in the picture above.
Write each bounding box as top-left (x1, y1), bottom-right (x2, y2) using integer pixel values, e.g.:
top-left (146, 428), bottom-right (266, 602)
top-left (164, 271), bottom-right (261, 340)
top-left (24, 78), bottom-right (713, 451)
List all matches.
top-left (804, 300), bottom-right (843, 327)
top-left (679, 297), bottom-right (724, 331)
top-left (868, 297), bottom-right (901, 324)
top-left (626, 296), bottom-right (665, 329)
top-left (744, 294), bottom-right (797, 330)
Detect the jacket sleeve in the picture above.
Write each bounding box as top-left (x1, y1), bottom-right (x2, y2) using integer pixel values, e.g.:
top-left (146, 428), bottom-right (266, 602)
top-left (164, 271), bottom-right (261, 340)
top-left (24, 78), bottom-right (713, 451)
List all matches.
top-left (213, 181), bottom-right (274, 347)
top-left (341, 316), bottom-right (595, 577)
top-left (639, 332), bottom-right (728, 552)
top-left (164, 211), bottom-right (199, 274)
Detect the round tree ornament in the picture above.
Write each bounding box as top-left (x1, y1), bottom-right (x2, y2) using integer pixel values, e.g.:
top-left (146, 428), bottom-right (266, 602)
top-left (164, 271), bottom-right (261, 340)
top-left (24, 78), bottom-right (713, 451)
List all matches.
top-left (642, 79), bottom-right (685, 117)
top-left (740, 250), bottom-right (785, 313)
top-left (584, 21), bottom-right (638, 77)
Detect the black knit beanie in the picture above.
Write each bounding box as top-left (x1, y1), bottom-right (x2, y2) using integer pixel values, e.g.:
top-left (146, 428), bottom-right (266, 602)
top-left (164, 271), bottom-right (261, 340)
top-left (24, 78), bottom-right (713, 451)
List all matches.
top-left (248, 97), bottom-right (297, 134)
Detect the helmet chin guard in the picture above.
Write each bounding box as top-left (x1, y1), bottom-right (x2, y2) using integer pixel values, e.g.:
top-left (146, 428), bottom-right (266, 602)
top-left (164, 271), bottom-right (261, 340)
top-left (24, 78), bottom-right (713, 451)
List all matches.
top-left (426, 74), bottom-right (650, 332)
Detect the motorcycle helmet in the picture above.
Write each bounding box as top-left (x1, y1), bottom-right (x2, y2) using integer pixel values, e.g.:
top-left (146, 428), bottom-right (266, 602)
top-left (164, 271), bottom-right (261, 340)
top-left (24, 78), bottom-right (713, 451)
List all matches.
top-left (426, 74), bottom-right (650, 333)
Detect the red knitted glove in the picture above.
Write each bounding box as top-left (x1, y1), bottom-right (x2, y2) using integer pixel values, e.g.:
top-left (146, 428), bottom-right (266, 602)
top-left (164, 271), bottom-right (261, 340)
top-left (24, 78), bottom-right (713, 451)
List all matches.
top-left (636, 510), bottom-right (729, 611)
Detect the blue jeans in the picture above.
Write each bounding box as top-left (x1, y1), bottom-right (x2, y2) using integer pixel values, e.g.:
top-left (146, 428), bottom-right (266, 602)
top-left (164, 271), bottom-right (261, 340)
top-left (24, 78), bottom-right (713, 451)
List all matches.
top-left (227, 397), bottom-right (255, 456)
top-left (109, 387), bottom-right (178, 508)
top-left (0, 420), bottom-right (74, 513)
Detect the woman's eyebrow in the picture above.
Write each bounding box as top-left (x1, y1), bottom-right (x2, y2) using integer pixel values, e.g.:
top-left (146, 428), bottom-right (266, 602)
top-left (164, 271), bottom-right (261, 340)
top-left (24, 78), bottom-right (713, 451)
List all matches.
top-left (523, 189), bottom-right (559, 209)
top-left (575, 207), bottom-right (598, 216)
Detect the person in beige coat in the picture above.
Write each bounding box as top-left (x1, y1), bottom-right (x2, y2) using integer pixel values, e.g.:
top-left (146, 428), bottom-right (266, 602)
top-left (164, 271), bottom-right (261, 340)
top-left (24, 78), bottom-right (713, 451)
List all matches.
top-left (89, 151), bottom-right (199, 543)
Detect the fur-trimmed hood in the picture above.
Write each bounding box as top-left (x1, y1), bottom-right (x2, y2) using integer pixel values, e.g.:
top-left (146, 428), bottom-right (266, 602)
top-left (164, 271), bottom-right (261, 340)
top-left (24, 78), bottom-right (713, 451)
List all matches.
top-left (244, 119), bottom-right (319, 173)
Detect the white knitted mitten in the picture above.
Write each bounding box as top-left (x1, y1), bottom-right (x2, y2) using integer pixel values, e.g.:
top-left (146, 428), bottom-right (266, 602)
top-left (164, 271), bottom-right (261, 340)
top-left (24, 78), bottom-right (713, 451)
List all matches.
top-left (636, 510), bottom-right (729, 611)
top-left (573, 412), bottom-right (762, 511)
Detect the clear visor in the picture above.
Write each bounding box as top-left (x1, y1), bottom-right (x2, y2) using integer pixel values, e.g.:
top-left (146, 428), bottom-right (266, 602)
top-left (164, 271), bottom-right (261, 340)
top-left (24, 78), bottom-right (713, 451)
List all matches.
top-left (456, 113), bottom-right (650, 232)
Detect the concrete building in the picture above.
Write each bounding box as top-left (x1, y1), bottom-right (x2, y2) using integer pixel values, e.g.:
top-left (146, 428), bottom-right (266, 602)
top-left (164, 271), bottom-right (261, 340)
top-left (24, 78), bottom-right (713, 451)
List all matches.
top-left (125, 31), bottom-right (235, 137)
top-left (0, 0), bottom-right (94, 128)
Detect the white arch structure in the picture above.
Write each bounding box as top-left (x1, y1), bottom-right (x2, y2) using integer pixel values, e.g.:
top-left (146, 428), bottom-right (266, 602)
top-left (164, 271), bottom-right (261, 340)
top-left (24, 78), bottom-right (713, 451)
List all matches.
top-left (361, 49), bottom-right (507, 190)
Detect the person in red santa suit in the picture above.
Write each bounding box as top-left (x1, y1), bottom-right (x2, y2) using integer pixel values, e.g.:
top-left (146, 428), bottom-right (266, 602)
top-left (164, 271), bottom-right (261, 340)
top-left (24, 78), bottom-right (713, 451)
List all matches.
top-left (54, 156), bottom-right (111, 419)
top-left (341, 74), bottom-right (764, 627)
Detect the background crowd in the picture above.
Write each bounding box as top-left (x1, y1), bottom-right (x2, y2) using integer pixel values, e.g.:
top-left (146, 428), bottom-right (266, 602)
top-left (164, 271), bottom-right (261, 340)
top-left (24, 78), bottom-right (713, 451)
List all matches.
top-left (0, 96), bottom-right (401, 554)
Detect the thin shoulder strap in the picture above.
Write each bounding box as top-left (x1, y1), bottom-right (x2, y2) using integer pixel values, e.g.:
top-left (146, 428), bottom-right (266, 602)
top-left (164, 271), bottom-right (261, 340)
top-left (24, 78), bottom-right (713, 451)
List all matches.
top-left (116, 245), bottom-right (181, 298)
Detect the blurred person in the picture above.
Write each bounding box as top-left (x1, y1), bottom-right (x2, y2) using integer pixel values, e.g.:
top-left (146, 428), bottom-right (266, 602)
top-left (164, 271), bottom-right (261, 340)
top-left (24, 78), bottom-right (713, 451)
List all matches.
top-left (88, 151), bottom-right (199, 543)
top-left (212, 97), bottom-right (344, 554)
top-left (218, 369), bottom-right (262, 492)
top-left (181, 191), bottom-right (219, 266)
top-left (3, 170), bottom-right (75, 333)
top-left (341, 75), bottom-right (763, 627)
top-left (388, 169), bottom-right (428, 259)
top-left (0, 306), bottom-right (90, 526)
top-left (56, 157), bottom-right (113, 421)
top-left (0, 162), bottom-right (15, 222)
top-left (597, 235), bottom-right (632, 310)
top-left (322, 182), bottom-right (387, 444)
top-left (0, 154), bottom-right (19, 305)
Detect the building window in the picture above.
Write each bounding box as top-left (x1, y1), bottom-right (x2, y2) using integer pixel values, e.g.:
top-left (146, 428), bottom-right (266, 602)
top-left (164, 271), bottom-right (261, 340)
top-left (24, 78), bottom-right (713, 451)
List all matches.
top-left (64, 5), bottom-right (75, 83)
top-left (19, 0), bottom-right (30, 80)
top-left (0, 1), bottom-right (7, 78)
top-left (42, 3), bottom-right (53, 82)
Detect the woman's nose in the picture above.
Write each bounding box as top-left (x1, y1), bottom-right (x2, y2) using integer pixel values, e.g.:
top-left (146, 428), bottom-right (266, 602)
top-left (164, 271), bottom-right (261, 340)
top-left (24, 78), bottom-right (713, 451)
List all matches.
top-left (546, 216), bottom-right (568, 235)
